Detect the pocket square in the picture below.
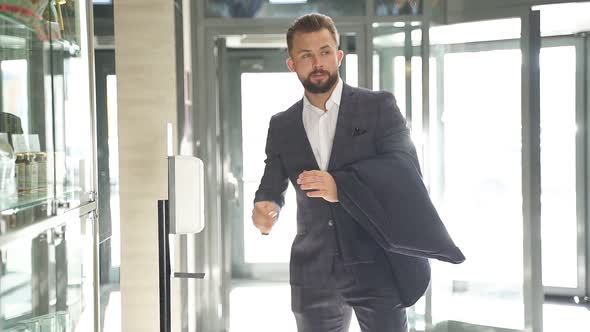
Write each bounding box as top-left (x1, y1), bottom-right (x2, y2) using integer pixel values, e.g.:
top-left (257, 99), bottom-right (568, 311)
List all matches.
top-left (352, 127), bottom-right (368, 136)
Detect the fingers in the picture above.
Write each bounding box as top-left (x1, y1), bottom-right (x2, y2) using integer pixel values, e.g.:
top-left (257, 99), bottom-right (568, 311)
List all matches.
top-left (252, 211), bottom-right (274, 234)
top-left (252, 202), bottom-right (278, 235)
top-left (298, 170), bottom-right (324, 181)
top-left (297, 174), bottom-right (326, 186)
top-left (299, 181), bottom-right (325, 191)
top-left (255, 202), bottom-right (279, 215)
top-left (306, 190), bottom-right (328, 198)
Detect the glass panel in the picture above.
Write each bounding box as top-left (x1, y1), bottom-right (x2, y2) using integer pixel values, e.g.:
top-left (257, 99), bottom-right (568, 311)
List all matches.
top-left (59, 215), bottom-right (95, 332)
top-left (428, 18), bottom-right (524, 331)
top-left (206, 0), bottom-right (364, 18)
top-left (375, 0), bottom-right (422, 16)
top-left (0, 3), bottom-right (56, 212)
top-left (0, 228), bottom-right (58, 331)
top-left (241, 72), bottom-right (302, 263)
top-left (341, 33), bottom-right (358, 87)
top-left (0, 235), bottom-right (36, 329)
top-left (372, 22), bottom-right (424, 162)
top-left (54, 0), bottom-right (93, 207)
top-left (344, 54), bottom-right (358, 87)
top-left (0, 216), bottom-right (95, 332)
top-left (372, 22), bottom-right (422, 117)
top-left (540, 46), bottom-right (577, 289)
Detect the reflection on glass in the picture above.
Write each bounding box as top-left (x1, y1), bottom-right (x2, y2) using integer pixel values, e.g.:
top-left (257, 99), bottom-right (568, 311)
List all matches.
top-left (106, 75), bottom-right (121, 269)
top-left (376, 0), bottom-right (422, 16)
top-left (241, 72), bottom-right (302, 263)
top-left (1, 60), bottom-right (29, 133)
top-left (0, 239), bottom-right (34, 324)
top-left (206, 0), bottom-right (364, 18)
top-left (58, 0), bottom-right (93, 205)
top-left (0, 217), bottom-right (94, 331)
top-left (540, 46), bottom-right (577, 289)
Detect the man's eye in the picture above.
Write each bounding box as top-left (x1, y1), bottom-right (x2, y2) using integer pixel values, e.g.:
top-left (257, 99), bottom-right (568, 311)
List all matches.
top-left (301, 53), bottom-right (310, 58)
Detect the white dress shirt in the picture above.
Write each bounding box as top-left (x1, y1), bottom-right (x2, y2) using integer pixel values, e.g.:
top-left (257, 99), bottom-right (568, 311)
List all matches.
top-left (302, 78), bottom-right (343, 171)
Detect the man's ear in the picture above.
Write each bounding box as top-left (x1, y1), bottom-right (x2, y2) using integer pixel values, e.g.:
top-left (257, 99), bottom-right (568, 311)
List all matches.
top-left (286, 57), bottom-right (295, 72)
top-left (337, 50), bottom-right (344, 67)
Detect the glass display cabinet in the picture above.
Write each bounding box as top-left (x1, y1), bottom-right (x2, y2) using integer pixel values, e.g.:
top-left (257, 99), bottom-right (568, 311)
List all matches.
top-left (0, 0), bottom-right (97, 331)
top-left (0, 214), bottom-right (95, 332)
top-left (0, 0), bottom-right (95, 216)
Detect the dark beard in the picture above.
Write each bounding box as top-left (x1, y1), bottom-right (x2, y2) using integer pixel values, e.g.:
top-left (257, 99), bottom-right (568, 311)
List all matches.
top-left (301, 70), bottom-right (338, 94)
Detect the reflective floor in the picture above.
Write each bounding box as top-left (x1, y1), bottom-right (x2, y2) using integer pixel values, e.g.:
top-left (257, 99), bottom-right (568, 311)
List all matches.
top-left (229, 280), bottom-right (590, 332)
top-left (100, 284), bottom-right (121, 332)
top-left (229, 280), bottom-right (362, 332)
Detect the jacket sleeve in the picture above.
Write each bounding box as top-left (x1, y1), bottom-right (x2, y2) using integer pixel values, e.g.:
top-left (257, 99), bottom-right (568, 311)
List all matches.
top-left (375, 92), bottom-right (421, 172)
top-left (254, 115), bottom-right (289, 209)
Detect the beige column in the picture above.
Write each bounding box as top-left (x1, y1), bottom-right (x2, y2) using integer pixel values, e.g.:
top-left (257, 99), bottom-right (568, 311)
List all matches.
top-left (114, 1), bottom-right (177, 331)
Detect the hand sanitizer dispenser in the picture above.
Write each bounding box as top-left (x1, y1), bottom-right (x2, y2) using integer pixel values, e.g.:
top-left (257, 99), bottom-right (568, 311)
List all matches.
top-left (167, 156), bottom-right (205, 234)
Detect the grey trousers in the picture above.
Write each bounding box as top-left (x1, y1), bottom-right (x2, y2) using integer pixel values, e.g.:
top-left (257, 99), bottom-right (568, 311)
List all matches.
top-left (291, 254), bottom-right (408, 332)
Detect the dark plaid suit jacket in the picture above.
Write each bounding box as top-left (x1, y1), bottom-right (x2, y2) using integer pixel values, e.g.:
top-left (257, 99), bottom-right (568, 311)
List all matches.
top-left (255, 83), bottom-right (462, 307)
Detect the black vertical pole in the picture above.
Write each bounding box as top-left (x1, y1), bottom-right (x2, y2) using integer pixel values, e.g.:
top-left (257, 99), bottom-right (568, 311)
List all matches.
top-left (158, 200), bottom-right (171, 332)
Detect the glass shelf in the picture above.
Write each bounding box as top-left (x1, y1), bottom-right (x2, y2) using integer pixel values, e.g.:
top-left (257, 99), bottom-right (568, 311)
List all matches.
top-left (0, 192), bottom-right (51, 213)
top-left (0, 0), bottom-right (93, 218)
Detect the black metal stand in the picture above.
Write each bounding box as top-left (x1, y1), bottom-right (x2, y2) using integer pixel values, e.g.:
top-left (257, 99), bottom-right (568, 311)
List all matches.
top-left (158, 199), bottom-right (205, 332)
top-left (158, 200), bottom-right (171, 332)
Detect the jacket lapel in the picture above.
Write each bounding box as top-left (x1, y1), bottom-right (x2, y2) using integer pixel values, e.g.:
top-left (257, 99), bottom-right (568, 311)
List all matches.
top-left (292, 100), bottom-right (320, 170)
top-left (327, 84), bottom-right (356, 171)
top-left (290, 83), bottom-right (357, 172)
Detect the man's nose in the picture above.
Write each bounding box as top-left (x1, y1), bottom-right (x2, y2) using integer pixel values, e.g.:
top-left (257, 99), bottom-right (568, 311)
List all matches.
top-left (311, 54), bottom-right (322, 67)
top-left (312, 59), bottom-right (323, 69)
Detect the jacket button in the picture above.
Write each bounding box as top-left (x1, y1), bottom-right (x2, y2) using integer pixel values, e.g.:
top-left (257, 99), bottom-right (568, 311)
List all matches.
top-left (328, 219), bottom-right (334, 227)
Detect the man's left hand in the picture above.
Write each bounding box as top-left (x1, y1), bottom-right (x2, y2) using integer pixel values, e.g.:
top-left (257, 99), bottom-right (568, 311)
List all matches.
top-left (297, 170), bottom-right (338, 202)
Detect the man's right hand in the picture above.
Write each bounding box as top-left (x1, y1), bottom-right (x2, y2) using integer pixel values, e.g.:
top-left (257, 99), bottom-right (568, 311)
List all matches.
top-left (252, 201), bottom-right (279, 235)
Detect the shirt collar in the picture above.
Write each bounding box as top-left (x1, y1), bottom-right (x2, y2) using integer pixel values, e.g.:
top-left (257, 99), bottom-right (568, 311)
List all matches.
top-left (303, 77), bottom-right (343, 114)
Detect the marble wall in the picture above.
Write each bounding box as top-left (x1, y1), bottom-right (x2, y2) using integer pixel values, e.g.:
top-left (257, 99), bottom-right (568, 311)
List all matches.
top-left (113, 1), bottom-right (178, 331)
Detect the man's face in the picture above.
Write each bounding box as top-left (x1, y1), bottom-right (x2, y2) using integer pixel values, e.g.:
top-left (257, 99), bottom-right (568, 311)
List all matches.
top-left (287, 29), bottom-right (344, 94)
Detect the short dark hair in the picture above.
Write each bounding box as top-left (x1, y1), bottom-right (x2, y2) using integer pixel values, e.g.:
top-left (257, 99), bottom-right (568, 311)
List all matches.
top-left (286, 13), bottom-right (339, 55)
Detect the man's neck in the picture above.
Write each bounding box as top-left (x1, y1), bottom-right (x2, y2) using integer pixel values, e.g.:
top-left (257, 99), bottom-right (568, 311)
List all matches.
top-left (304, 79), bottom-right (339, 112)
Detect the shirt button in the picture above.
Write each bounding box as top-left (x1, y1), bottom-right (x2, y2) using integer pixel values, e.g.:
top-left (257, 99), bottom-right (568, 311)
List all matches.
top-left (328, 219), bottom-right (334, 227)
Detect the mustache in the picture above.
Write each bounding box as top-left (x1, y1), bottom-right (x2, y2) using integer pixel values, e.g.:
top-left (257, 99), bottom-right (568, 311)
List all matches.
top-left (309, 70), bottom-right (330, 77)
